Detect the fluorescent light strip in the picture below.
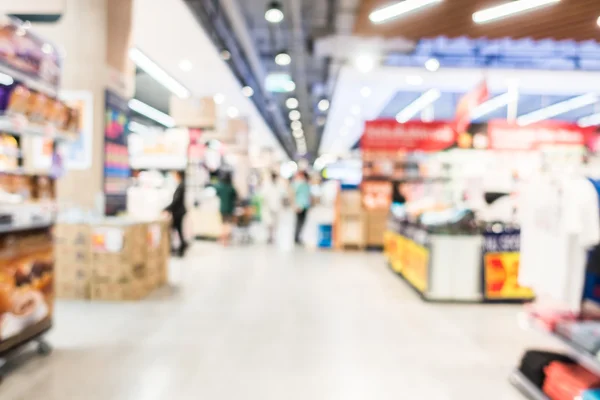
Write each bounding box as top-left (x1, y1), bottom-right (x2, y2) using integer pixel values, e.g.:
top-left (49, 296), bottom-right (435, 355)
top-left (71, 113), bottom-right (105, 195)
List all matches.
top-left (517, 93), bottom-right (598, 126)
top-left (129, 121), bottom-right (150, 133)
top-left (578, 113), bottom-right (600, 128)
top-left (396, 89), bottom-right (441, 123)
top-left (470, 92), bottom-right (518, 121)
top-left (128, 99), bottom-right (175, 128)
top-left (370, 0), bottom-right (442, 23)
top-left (473, 0), bottom-right (560, 24)
top-left (129, 48), bottom-right (190, 99)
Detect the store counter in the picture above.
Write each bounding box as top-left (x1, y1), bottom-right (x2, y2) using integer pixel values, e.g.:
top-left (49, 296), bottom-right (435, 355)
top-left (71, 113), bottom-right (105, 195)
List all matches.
top-left (384, 218), bottom-right (534, 303)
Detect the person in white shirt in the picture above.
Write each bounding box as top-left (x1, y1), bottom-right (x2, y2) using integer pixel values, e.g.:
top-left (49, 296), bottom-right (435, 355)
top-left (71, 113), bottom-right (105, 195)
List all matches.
top-left (261, 172), bottom-right (286, 244)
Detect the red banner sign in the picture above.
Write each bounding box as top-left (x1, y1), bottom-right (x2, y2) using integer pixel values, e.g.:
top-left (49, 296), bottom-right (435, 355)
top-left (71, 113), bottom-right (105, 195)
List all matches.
top-left (488, 120), bottom-right (592, 151)
top-left (361, 120), bottom-right (456, 151)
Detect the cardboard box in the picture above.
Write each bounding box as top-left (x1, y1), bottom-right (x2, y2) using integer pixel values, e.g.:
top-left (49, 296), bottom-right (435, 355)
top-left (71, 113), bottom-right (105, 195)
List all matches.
top-left (56, 281), bottom-right (89, 300)
top-left (339, 190), bottom-right (362, 212)
top-left (90, 282), bottom-right (124, 301)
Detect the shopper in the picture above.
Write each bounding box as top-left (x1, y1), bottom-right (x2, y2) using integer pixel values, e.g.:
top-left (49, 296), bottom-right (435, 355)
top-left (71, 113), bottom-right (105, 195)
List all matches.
top-left (293, 171), bottom-right (311, 245)
top-left (261, 171), bottom-right (285, 244)
top-left (164, 170), bottom-right (188, 257)
top-left (214, 172), bottom-right (238, 246)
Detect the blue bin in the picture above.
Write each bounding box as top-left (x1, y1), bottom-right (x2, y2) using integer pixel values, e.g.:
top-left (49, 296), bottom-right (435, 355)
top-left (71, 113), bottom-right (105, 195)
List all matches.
top-left (317, 224), bottom-right (333, 248)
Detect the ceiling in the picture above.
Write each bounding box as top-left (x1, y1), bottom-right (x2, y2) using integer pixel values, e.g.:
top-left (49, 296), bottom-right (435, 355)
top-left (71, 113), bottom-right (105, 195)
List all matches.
top-left (230, 0), bottom-right (337, 157)
top-left (320, 66), bottom-right (600, 155)
top-left (354, 0), bottom-right (600, 41)
top-left (132, 0), bottom-right (289, 161)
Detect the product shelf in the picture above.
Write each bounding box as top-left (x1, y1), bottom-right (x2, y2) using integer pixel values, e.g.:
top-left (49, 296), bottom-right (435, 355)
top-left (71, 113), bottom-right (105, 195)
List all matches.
top-left (0, 222), bottom-right (53, 234)
top-left (524, 313), bottom-right (600, 377)
top-left (0, 116), bottom-right (75, 142)
top-left (509, 370), bottom-right (550, 400)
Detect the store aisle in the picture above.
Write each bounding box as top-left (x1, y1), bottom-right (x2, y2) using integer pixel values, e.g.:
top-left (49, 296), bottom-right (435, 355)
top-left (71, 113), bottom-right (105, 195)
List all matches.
top-left (1, 243), bottom-right (551, 400)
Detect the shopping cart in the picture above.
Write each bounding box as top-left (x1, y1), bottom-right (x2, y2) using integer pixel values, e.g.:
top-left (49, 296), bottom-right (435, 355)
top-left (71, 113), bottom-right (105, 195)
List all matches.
top-left (232, 200), bottom-right (254, 244)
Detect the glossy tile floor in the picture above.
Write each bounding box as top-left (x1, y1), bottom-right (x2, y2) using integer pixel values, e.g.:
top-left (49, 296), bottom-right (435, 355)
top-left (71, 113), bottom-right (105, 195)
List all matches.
top-left (0, 242), bottom-right (555, 400)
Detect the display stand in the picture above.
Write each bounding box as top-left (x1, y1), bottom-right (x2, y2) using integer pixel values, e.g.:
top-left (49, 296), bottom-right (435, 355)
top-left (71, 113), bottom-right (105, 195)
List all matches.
top-left (510, 313), bottom-right (600, 398)
top-left (509, 369), bottom-right (550, 400)
top-left (0, 18), bottom-right (78, 381)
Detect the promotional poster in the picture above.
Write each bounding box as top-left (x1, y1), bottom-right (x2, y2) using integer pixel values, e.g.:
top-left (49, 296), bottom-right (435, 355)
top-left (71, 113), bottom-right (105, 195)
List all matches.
top-left (482, 230), bottom-right (534, 300)
top-left (103, 89), bottom-right (130, 216)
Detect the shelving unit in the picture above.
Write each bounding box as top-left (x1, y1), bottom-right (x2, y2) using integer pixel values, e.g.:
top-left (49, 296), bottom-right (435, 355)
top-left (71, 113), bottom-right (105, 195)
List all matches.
top-left (509, 370), bottom-right (550, 400)
top-left (524, 314), bottom-right (600, 376)
top-left (0, 115), bottom-right (75, 143)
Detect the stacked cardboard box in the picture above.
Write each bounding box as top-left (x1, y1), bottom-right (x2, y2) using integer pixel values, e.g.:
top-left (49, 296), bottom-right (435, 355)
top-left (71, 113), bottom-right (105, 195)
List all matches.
top-left (54, 224), bottom-right (92, 299)
top-left (54, 218), bottom-right (170, 301)
top-left (337, 190), bottom-right (365, 249)
top-left (145, 220), bottom-right (170, 291)
top-left (90, 221), bottom-right (149, 301)
top-left (365, 210), bottom-right (388, 247)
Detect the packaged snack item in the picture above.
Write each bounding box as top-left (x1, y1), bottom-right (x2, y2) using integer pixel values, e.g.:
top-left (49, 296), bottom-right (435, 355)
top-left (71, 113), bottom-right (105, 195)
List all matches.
top-left (32, 176), bottom-right (55, 200)
top-left (45, 99), bottom-right (66, 127)
top-left (6, 85), bottom-right (30, 115)
top-left (64, 106), bottom-right (80, 134)
top-left (26, 91), bottom-right (47, 123)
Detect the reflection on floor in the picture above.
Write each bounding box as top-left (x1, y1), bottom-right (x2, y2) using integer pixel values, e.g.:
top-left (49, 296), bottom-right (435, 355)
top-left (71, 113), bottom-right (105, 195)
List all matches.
top-left (0, 242), bottom-right (555, 400)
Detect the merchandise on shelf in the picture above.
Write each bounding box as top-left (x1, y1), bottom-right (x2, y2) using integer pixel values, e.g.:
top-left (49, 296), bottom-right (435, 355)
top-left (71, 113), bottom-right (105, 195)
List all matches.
top-left (0, 227), bottom-right (53, 354)
top-left (0, 17), bottom-right (81, 357)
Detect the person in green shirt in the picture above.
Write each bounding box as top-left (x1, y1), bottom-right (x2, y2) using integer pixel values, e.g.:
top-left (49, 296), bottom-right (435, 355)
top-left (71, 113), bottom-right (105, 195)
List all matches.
top-left (214, 173), bottom-right (238, 245)
top-left (293, 171), bottom-right (311, 245)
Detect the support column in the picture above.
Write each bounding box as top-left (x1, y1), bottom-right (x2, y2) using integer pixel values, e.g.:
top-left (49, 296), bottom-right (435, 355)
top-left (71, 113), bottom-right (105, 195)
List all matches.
top-left (6, 0), bottom-right (136, 212)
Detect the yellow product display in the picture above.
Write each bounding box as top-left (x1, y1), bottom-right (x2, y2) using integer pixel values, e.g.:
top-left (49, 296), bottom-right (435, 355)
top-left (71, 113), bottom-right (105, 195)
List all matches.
top-left (384, 230), bottom-right (430, 293)
top-left (483, 252), bottom-right (534, 300)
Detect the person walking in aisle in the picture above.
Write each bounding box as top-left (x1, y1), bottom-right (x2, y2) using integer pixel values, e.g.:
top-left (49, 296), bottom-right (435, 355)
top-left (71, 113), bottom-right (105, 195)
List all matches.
top-left (260, 171), bottom-right (286, 244)
top-left (214, 172), bottom-right (238, 246)
top-left (164, 170), bottom-right (188, 257)
top-left (293, 171), bottom-right (311, 245)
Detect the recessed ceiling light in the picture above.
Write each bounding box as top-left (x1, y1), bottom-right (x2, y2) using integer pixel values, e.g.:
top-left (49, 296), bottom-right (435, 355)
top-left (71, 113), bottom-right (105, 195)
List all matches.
top-left (425, 58), bottom-right (440, 72)
top-left (318, 99), bottom-right (330, 112)
top-left (355, 54), bottom-right (376, 73)
top-left (179, 59), bottom-right (193, 71)
top-left (275, 52), bottom-right (291, 66)
top-left (293, 129), bottom-right (304, 138)
top-left (220, 50), bottom-right (231, 61)
top-left (291, 120), bottom-right (302, 130)
top-left (227, 106), bottom-right (239, 118)
top-left (214, 93), bottom-right (225, 104)
top-left (473, 0), bottom-right (560, 24)
top-left (289, 110), bottom-right (301, 120)
top-left (284, 81), bottom-right (296, 92)
top-left (406, 75), bottom-right (424, 85)
top-left (361, 86), bottom-right (372, 97)
top-left (286, 98), bottom-right (299, 109)
top-left (351, 105), bottom-right (361, 115)
top-left (265, 1), bottom-right (284, 23)
top-left (316, 116), bottom-right (327, 126)
top-left (242, 86), bottom-right (254, 97)
top-left (369, 0), bottom-right (443, 24)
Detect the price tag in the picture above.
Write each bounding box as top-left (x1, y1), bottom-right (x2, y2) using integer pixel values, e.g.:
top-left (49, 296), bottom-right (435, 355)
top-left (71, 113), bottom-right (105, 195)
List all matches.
top-left (11, 114), bottom-right (28, 131)
top-left (43, 124), bottom-right (56, 138)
